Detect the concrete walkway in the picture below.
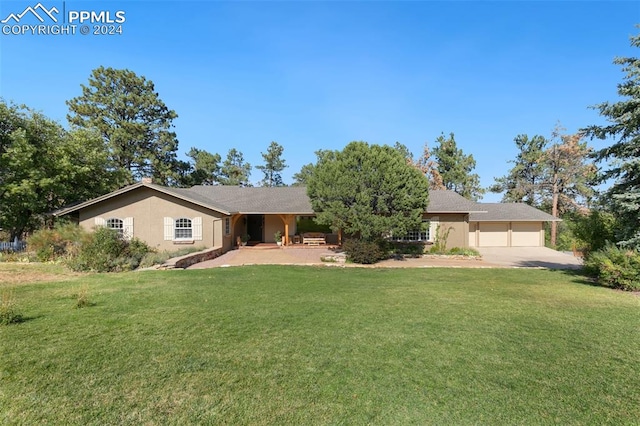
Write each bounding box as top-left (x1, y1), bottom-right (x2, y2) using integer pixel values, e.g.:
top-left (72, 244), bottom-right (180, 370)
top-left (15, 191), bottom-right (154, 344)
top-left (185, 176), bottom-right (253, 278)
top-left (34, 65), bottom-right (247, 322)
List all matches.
top-left (187, 245), bottom-right (584, 270)
top-left (187, 246), bottom-right (336, 269)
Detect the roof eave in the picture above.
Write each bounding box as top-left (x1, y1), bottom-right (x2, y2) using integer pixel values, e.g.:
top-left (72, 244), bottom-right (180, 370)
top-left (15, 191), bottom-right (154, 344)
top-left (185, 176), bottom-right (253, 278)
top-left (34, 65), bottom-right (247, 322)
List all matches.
top-left (53, 182), bottom-right (232, 217)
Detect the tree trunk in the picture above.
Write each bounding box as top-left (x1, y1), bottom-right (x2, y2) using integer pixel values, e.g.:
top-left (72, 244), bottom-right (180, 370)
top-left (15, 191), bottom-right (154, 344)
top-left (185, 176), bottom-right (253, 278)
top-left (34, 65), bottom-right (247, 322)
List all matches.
top-left (551, 177), bottom-right (558, 247)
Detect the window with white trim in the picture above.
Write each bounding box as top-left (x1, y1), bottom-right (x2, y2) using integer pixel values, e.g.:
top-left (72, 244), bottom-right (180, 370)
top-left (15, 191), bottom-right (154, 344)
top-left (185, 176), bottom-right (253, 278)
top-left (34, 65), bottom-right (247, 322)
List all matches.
top-left (106, 218), bottom-right (124, 236)
top-left (391, 220), bottom-right (431, 242)
top-left (164, 217), bottom-right (202, 241)
top-left (174, 218), bottom-right (193, 239)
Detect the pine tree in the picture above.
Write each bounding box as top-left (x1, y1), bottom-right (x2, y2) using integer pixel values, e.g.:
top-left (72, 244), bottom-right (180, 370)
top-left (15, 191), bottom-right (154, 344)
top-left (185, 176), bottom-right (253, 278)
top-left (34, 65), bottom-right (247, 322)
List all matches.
top-left (582, 29), bottom-right (640, 248)
top-left (432, 133), bottom-right (483, 200)
top-left (67, 66), bottom-right (179, 185)
top-left (256, 141), bottom-right (287, 187)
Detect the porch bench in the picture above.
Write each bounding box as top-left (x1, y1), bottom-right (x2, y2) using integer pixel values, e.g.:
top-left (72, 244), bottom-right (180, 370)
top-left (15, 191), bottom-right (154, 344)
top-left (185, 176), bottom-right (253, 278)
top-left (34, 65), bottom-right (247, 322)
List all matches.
top-left (302, 232), bottom-right (326, 245)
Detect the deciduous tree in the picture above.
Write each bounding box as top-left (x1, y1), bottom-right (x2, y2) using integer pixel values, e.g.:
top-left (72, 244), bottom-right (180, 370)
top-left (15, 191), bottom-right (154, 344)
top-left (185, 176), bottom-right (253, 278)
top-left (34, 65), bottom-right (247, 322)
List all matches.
top-left (0, 101), bottom-right (118, 239)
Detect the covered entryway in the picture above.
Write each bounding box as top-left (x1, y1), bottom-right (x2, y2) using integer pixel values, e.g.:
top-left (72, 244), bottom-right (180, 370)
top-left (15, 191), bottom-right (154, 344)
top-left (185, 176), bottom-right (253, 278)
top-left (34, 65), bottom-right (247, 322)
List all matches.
top-left (246, 215), bottom-right (264, 243)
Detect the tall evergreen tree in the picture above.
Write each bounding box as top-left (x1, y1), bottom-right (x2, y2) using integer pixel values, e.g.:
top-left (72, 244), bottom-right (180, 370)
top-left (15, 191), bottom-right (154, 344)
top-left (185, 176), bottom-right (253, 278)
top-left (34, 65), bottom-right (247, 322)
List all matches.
top-left (219, 148), bottom-right (252, 186)
top-left (491, 128), bottom-right (596, 246)
top-left (490, 134), bottom-right (547, 205)
top-left (582, 29), bottom-right (640, 249)
top-left (292, 163), bottom-right (315, 187)
top-left (394, 142), bottom-right (444, 190)
top-left (432, 133), bottom-right (484, 200)
top-left (256, 141), bottom-right (287, 187)
top-left (66, 66), bottom-right (179, 185)
top-left (186, 147), bottom-right (221, 186)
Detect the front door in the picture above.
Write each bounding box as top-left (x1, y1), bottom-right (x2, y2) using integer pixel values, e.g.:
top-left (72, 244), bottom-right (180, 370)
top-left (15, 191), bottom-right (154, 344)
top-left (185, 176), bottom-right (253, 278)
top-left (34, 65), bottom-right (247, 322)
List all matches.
top-left (247, 215), bottom-right (264, 243)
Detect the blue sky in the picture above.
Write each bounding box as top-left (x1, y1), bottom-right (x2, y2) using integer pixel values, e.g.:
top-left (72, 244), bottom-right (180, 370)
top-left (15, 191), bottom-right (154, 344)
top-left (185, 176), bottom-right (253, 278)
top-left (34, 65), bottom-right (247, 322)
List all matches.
top-left (1, 1), bottom-right (638, 201)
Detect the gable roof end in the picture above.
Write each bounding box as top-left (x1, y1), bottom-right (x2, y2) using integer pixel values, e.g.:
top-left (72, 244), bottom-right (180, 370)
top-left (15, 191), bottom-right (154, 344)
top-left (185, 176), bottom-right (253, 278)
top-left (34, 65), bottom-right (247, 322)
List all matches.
top-left (52, 182), bottom-right (232, 217)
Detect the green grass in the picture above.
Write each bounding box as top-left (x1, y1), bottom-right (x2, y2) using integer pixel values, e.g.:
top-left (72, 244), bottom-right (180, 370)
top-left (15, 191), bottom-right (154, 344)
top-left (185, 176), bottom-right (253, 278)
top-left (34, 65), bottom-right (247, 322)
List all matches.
top-left (1, 266), bottom-right (639, 424)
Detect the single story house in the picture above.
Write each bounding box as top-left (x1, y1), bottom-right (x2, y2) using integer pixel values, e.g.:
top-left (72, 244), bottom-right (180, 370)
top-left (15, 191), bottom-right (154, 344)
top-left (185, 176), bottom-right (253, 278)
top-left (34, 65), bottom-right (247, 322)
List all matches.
top-left (53, 180), bottom-right (559, 252)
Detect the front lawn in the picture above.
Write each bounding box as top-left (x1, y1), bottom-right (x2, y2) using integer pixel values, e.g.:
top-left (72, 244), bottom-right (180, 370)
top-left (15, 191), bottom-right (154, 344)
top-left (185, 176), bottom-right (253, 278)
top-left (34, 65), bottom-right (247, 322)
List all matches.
top-left (1, 266), bottom-right (638, 424)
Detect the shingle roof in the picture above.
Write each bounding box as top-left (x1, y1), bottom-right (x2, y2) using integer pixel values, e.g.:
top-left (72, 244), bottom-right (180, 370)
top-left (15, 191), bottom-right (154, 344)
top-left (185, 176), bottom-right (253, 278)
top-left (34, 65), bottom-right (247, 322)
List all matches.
top-left (426, 190), bottom-right (486, 213)
top-left (469, 203), bottom-right (560, 222)
top-left (187, 185), bottom-right (314, 214)
top-left (53, 182), bottom-right (557, 222)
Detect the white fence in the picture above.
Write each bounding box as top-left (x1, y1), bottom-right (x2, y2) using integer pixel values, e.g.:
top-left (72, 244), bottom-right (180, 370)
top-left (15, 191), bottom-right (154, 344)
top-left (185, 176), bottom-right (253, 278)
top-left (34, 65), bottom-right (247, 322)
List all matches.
top-left (0, 240), bottom-right (27, 252)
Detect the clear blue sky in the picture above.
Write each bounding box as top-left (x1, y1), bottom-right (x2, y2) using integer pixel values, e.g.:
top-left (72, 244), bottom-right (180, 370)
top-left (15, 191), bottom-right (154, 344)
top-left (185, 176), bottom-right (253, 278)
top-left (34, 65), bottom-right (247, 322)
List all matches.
top-left (1, 1), bottom-right (638, 201)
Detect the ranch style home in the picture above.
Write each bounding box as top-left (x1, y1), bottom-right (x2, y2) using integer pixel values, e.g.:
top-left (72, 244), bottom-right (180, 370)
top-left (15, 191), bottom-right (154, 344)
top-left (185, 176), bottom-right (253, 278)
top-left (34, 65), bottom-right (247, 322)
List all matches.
top-left (52, 179), bottom-right (559, 253)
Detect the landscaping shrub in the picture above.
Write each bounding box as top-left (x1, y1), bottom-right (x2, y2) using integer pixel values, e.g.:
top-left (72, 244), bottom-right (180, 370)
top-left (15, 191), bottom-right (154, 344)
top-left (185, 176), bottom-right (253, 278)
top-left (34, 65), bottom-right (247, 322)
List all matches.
top-left (584, 245), bottom-right (640, 291)
top-left (343, 239), bottom-right (387, 264)
top-left (68, 227), bottom-right (151, 272)
top-left (27, 223), bottom-right (88, 261)
top-left (389, 242), bottom-right (426, 257)
top-left (448, 247), bottom-right (481, 256)
top-left (296, 218), bottom-right (332, 234)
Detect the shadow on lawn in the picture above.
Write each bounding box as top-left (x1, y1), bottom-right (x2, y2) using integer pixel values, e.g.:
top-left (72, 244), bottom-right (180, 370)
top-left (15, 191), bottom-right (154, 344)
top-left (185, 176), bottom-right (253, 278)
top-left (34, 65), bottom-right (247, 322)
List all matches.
top-left (551, 268), bottom-right (601, 288)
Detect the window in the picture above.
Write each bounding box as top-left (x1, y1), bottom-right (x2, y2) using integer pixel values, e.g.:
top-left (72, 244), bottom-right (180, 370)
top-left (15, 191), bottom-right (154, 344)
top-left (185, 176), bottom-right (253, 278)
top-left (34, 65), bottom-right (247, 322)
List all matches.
top-left (391, 220), bottom-right (430, 242)
top-left (106, 218), bottom-right (124, 236)
top-left (174, 218), bottom-right (193, 239)
top-left (225, 218), bottom-right (230, 235)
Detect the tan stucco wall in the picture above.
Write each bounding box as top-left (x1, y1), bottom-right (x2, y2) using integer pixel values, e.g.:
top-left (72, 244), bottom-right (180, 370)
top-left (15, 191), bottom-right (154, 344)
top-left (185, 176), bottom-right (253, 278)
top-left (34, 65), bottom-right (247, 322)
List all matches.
top-left (78, 187), bottom-right (233, 252)
top-left (264, 215), bottom-right (296, 243)
top-left (425, 213), bottom-right (469, 249)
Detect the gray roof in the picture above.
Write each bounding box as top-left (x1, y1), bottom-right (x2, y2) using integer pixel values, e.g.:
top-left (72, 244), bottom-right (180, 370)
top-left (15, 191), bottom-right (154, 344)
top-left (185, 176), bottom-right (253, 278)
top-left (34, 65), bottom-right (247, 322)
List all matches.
top-left (53, 182), bottom-right (557, 222)
top-left (52, 182), bottom-right (233, 217)
top-left (427, 190), bottom-right (486, 213)
top-left (187, 186), bottom-right (314, 214)
top-left (469, 203), bottom-right (560, 222)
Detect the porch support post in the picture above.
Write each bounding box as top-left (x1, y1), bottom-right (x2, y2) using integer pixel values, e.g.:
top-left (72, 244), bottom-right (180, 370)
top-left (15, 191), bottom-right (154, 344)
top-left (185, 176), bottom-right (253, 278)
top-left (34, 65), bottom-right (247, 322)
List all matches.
top-left (277, 214), bottom-right (295, 246)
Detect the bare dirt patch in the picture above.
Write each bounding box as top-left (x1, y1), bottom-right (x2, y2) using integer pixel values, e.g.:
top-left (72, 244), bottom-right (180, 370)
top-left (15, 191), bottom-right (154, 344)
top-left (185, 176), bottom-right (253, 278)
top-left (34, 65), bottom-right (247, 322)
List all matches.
top-left (0, 263), bottom-right (83, 286)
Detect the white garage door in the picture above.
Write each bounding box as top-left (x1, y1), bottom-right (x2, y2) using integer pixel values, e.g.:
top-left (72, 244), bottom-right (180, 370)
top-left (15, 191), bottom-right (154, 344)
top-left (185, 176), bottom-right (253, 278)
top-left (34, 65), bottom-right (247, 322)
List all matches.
top-left (511, 222), bottom-right (542, 247)
top-left (479, 223), bottom-right (509, 247)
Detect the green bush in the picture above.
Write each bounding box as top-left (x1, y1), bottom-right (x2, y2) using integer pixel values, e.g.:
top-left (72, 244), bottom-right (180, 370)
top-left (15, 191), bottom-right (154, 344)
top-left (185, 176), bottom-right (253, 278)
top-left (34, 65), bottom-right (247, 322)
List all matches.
top-left (447, 247), bottom-right (481, 256)
top-left (584, 245), bottom-right (640, 291)
top-left (389, 242), bottom-right (426, 257)
top-left (343, 239), bottom-right (387, 264)
top-left (27, 223), bottom-right (88, 261)
top-left (296, 218), bottom-right (332, 234)
top-left (68, 227), bottom-right (151, 272)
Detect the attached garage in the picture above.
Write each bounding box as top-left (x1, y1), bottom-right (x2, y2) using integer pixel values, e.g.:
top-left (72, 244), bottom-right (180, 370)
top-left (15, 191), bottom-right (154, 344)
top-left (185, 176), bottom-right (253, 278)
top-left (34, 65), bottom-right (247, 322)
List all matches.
top-left (511, 222), bottom-right (543, 247)
top-left (478, 222), bottom-right (509, 247)
top-left (469, 203), bottom-right (559, 248)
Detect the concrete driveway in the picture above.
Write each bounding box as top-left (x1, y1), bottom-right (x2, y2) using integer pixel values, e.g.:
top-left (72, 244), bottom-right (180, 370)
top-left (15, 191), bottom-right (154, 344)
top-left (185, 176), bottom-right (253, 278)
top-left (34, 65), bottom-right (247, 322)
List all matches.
top-left (477, 247), bottom-right (583, 269)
